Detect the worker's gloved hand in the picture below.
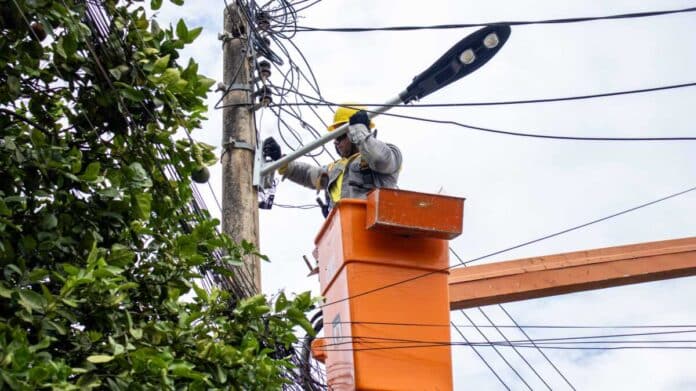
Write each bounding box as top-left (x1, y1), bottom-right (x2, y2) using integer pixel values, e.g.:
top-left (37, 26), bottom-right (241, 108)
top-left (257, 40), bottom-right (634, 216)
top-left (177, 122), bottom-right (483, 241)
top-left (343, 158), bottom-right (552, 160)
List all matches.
top-left (262, 137), bottom-right (282, 161)
top-left (347, 110), bottom-right (371, 144)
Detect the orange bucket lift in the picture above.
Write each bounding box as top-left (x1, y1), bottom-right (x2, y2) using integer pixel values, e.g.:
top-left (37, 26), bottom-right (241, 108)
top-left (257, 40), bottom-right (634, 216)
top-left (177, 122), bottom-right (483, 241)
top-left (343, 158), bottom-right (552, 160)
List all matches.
top-left (311, 188), bottom-right (465, 390)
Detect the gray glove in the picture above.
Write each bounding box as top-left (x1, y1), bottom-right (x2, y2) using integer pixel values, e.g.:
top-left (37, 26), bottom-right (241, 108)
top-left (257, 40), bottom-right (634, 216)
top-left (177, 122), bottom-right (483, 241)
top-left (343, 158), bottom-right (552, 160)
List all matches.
top-left (347, 110), bottom-right (371, 144)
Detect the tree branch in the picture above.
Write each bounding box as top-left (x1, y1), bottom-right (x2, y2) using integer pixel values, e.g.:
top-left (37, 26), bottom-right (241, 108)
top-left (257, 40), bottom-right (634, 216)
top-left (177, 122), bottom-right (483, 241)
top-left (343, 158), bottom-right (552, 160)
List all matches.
top-left (0, 107), bottom-right (49, 133)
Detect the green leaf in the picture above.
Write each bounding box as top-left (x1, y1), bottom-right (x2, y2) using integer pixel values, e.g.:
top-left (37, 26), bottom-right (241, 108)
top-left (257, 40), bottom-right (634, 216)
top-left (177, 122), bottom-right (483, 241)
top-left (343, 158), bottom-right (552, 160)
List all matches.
top-left (80, 162), bottom-right (101, 182)
top-left (86, 241), bottom-right (99, 264)
top-left (220, 255), bottom-right (243, 266)
top-left (151, 0), bottom-right (163, 10)
top-left (109, 67), bottom-right (123, 80)
top-left (153, 54), bottom-right (170, 74)
top-left (7, 75), bottom-right (20, 95)
top-left (196, 76), bottom-right (216, 94)
top-left (108, 244), bottom-right (135, 267)
top-left (287, 307), bottom-right (315, 336)
top-left (86, 354), bottom-right (114, 363)
top-left (169, 78), bottom-right (188, 93)
top-left (45, 319), bottom-right (67, 335)
top-left (0, 283), bottom-right (12, 298)
top-left (129, 328), bottom-right (143, 340)
top-left (30, 129), bottom-right (47, 146)
top-left (18, 289), bottom-right (46, 312)
top-left (171, 0), bottom-right (184, 5)
top-left (28, 267), bottom-right (49, 282)
top-left (192, 284), bottom-right (208, 301)
top-left (176, 20), bottom-right (188, 41)
top-left (274, 292), bottom-right (289, 312)
top-left (61, 33), bottom-right (78, 57)
top-left (186, 27), bottom-right (202, 43)
top-left (158, 68), bottom-right (181, 87)
top-left (54, 40), bottom-right (67, 58)
top-left (98, 187), bottom-right (120, 198)
top-left (126, 162), bottom-right (152, 188)
top-left (62, 263), bottom-right (80, 275)
top-left (0, 200), bottom-right (11, 216)
top-left (113, 82), bottom-right (145, 102)
top-left (134, 14), bottom-right (149, 30)
top-left (133, 192), bottom-right (152, 220)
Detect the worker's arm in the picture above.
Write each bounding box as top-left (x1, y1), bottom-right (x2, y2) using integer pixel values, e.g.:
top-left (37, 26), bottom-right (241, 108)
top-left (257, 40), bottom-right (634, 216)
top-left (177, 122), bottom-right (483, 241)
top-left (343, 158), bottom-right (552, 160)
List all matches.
top-left (359, 137), bottom-right (402, 174)
top-left (263, 137), bottom-right (326, 190)
top-left (281, 160), bottom-right (325, 190)
top-left (347, 111), bottom-right (402, 174)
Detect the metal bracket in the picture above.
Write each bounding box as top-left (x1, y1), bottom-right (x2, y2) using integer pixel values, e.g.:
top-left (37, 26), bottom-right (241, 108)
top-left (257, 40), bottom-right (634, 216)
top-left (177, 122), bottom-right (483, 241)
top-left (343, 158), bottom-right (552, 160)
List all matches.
top-left (217, 82), bottom-right (252, 92)
top-left (218, 32), bottom-right (234, 42)
top-left (218, 31), bottom-right (246, 42)
top-left (223, 138), bottom-right (254, 152)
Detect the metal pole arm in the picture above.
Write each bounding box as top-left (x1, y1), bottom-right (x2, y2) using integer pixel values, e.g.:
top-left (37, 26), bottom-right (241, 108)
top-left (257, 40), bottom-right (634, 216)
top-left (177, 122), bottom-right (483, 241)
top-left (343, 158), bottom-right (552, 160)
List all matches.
top-left (259, 24), bottom-right (512, 177)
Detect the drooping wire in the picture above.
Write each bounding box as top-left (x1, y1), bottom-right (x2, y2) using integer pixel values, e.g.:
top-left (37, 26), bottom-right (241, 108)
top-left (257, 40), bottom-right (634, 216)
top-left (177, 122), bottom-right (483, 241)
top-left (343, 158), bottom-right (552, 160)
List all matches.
top-left (328, 320), bottom-right (696, 329)
top-left (265, 81), bottom-right (696, 108)
top-left (312, 328), bottom-right (696, 351)
top-left (264, 91), bottom-right (696, 142)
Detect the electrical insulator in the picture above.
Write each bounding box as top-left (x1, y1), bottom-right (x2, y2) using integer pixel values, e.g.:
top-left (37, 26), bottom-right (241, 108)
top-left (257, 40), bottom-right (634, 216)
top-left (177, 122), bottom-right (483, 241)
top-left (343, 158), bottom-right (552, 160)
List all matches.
top-left (258, 60), bottom-right (271, 79)
top-left (255, 85), bottom-right (273, 106)
top-left (256, 11), bottom-right (271, 32)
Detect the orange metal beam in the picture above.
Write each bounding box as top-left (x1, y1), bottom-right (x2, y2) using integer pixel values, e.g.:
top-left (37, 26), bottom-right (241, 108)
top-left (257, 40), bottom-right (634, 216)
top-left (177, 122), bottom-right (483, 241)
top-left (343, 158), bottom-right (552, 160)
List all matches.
top-left (449, 237), bottom-right (696, 310)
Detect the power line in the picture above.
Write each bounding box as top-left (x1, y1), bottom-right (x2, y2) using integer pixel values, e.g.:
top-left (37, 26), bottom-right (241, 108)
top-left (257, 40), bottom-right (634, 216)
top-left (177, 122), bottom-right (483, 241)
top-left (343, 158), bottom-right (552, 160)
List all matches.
top-left (460, 311), bottom-right (534, 390)
top-left (274, 203), bottom-right (319, 209)
top-left (316, 328), bottom-right (696, 347)
top-left (332, 320), bottom-right (696, 329)
top-left (318, 342), bottom-right (696, 352)
top-left (497, 304), bottom-right (577, 390)
top-left (266, 81), bottom-right (696, 108)
top-left (474, 307), bottom-right (553, 390)
top-left (294, 6), bottom-right (696, 32)
top-left (379, 109), bottom-right (696, 141)
top-left (261, 89), bottom-right (696, 141)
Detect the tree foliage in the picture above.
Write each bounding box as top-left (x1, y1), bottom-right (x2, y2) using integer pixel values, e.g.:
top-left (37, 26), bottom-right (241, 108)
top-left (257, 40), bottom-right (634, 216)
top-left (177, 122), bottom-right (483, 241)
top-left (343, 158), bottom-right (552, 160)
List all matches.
top-left (0, 0), bottom-right (315, 389)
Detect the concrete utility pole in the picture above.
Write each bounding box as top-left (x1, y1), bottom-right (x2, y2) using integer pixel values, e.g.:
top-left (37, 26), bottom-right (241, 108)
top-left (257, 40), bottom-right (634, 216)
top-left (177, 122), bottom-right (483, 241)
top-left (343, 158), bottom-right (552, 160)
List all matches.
top-left (221, 4), bottom-right (260, 293)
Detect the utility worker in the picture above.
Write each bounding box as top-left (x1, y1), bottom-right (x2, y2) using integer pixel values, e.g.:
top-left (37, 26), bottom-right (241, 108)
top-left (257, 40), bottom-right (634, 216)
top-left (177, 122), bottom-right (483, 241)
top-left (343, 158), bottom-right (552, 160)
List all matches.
top-left (262, 106), bottom-right (402, 216)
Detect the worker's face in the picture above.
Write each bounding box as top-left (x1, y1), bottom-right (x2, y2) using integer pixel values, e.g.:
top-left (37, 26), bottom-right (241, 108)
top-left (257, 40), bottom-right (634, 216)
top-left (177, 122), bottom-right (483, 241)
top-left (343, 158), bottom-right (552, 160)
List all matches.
top-left (334, 134), bottom-right (355, 158)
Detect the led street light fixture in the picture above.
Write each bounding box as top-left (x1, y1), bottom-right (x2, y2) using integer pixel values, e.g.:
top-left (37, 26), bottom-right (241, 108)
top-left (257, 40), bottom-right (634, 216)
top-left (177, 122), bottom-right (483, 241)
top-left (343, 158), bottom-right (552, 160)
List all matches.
top-left (399, 25), bottom-right (511, 104)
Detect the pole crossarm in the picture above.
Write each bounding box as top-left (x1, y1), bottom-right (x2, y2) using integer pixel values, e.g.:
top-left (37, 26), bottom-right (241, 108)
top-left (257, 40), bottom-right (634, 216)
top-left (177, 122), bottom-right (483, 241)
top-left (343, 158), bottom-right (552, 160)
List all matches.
top-left (449, 236), bottom-right (696, 310)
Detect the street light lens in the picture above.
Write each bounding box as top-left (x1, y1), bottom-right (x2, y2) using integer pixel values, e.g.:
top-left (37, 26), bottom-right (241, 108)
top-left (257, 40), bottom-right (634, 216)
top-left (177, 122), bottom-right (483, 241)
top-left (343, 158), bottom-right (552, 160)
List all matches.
top-left (483, 33), bottom-right (499, 49)
top-left (459, 49), bottom-right (475, 64)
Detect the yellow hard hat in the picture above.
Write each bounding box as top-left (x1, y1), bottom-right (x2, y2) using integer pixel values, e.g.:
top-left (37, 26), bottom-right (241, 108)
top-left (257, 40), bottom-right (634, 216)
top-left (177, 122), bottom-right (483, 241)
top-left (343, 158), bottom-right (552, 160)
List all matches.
top-left (327, 104), bottom-right (375, 131)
